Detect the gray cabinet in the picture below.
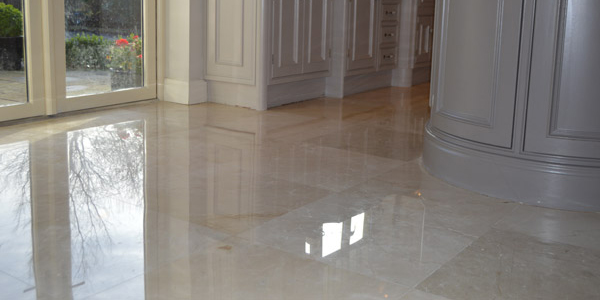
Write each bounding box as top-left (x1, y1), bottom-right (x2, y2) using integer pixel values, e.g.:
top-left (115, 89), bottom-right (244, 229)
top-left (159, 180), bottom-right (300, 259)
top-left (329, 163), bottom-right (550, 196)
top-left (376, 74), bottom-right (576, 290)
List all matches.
top-left (424, 0), bottom-right (600, 212)
top-left (524, 0), bottom-right (600, 159)
top-left (430, 0), bottom-right (522, 148)
top-left (271, 0), bottom-right (331, 82)
top-left (346, 0), bottom-right (377, 73)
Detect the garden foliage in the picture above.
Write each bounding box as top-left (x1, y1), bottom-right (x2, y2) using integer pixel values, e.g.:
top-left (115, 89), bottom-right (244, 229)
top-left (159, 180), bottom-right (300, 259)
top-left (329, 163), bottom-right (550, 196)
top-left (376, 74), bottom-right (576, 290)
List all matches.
top-left (0, 3), bottom-right (23, 37)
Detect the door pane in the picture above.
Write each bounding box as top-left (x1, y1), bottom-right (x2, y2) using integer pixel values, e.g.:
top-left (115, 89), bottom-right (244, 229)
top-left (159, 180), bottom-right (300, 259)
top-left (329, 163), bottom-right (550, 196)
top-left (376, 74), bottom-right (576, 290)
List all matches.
top-left (0, 0), bottom-right (27, 107)
top-left (64, 0), bottom-right (143, 97)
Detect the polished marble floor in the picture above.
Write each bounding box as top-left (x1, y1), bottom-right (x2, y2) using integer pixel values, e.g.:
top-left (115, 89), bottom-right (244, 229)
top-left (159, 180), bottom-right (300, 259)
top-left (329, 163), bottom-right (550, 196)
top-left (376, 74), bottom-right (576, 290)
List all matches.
top-left (0, 85), bottom-right (599, 300)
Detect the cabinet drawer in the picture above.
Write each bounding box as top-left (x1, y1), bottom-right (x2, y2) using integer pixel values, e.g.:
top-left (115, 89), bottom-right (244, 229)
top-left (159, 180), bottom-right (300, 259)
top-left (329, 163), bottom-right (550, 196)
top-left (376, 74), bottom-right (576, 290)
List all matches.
top-left (381, 4), bottom-right (399, 22)
top-left (379, 47), bottom-right (397, 69)
top-left (380, 25), bottom-right (398, 45)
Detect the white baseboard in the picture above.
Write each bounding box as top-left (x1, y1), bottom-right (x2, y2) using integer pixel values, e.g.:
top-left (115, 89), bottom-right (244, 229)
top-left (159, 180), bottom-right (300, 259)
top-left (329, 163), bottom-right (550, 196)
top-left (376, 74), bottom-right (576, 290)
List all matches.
top-left (164, 78), bottom-right (208, 105)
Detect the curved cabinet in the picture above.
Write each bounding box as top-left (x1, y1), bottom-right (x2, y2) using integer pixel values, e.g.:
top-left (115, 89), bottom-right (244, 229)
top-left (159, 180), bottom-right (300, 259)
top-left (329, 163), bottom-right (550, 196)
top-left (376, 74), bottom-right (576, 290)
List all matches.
top-left (424, 0), bottom-right (600, 212)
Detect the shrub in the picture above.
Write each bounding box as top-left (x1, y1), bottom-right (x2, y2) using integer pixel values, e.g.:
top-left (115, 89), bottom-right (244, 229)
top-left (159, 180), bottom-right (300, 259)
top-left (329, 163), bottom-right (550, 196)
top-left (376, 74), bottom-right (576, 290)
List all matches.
top-left (0, 3), bottom-right (23, 37)
top-left (107, 34), bottom-right (142, 74)
top-left (65, 33), bottom-right (111, 70)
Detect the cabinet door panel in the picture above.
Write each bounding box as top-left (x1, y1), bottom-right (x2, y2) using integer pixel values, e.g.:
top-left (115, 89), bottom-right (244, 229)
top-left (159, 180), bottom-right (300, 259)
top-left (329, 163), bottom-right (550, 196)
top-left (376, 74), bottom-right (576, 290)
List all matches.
top-left (524, 0), bottom-right (600, 159)
top-left (346, 0), bottom-right (377, 73)
top-left (414, 15), bottom-right (433, 66)
top-left (271, 0), bottom-right (304, 79)
top-left (303, 0), bottom-right (331, 74)
top-left (430, 0), bottom-right (522, 148)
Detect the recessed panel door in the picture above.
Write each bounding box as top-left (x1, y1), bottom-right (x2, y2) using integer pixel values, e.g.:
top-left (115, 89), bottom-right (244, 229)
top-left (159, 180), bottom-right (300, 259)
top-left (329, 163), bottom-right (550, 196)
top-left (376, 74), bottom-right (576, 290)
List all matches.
top-left (430, 0), bottom-right (522, 148)
top-left (346, 0), bottom-right (377, 73)
top-left (271, 0), bottom-right (305, 79)
top-left (303, 0), bottom-right (331, 74)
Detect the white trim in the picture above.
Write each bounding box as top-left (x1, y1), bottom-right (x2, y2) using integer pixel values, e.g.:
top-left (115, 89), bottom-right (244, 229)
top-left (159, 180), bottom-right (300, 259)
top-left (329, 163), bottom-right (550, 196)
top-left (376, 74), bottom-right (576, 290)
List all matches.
top-left (0, 0), bottom-right (47, 122)
top-left (164, 78), bottom-right (208, 105)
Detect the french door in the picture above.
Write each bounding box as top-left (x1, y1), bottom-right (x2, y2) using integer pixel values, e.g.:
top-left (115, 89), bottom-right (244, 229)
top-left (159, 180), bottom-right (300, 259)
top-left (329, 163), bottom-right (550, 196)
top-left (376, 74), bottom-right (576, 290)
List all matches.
top-left (0, 0), bottom-right (156, 122)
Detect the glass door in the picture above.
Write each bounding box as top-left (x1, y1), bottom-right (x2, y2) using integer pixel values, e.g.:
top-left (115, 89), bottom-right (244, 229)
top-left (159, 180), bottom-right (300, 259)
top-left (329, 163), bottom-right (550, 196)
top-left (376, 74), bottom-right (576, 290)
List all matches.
top-left (55, 0), bottom-right (156, 112)
top-left (0, 0), bottom-right (156, 122)
top-left (0, 0), bottom-right (45, 122)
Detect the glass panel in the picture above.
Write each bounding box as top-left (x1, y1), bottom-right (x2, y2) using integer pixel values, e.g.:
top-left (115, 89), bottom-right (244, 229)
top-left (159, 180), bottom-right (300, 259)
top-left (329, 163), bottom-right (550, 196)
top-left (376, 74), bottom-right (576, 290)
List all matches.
top-left (0, 0), bottom-right (27, 107)
top-left (0, 141), bottom-right (35, 299)
top-left (67, 120), bottom-right (145, 298)
top-left (65, 0), bottom-right (143, 97)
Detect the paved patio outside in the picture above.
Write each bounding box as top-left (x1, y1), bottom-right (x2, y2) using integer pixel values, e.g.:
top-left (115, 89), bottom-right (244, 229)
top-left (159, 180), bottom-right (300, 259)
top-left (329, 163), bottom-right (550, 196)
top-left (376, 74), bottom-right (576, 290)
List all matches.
top-left (0, 70), bottom-right (113, 108)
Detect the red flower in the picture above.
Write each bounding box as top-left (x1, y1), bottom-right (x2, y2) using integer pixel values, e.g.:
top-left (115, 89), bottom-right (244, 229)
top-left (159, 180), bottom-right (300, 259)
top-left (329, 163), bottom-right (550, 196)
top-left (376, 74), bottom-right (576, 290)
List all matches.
top-left (133, 35), bottom-right (139, 39)
top-left (116, 38), bottom-right (129, 46)
top-left (137, 54), bottom-right (142, 58)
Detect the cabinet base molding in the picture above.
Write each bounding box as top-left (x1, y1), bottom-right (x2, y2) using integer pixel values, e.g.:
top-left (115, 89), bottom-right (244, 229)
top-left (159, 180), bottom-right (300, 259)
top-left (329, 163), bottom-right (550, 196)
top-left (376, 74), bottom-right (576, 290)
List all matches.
top-left (343, 70), bottom-right (392, 97)
top-left (267, 78), bottom-right (327, 108)
top-left (423, 123), bottom-right (600, 212)
top-left (411, 66), bottom-right (431, 86)
top-left (208, 81), bottom-right (264, 110)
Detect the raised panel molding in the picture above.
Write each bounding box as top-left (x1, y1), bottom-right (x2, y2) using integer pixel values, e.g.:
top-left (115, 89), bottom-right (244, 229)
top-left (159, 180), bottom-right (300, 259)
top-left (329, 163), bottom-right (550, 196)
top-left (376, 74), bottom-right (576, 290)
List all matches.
top-left (547, 0), bottom-right (600, 141)
top-left (306, 0), bottom-right (327, 64)
top-left (430, 0), bottom-right (521, 148)
top-left (524, 0), bottom-right (600, 159)
top-left (303, 0), bottom-right (331, 73)
top-left (271, 0), bottom-right (304, 78)
top-left (207, 0), bottom-right (256, 85)
top-left (435, 0), bottom-right (506, 128)
top-left (350, 0), bottom-right (375, 59)
top-left (215, 0), bottom-right (244, 66)
top-left (346, 0), bottom-right (377, 73)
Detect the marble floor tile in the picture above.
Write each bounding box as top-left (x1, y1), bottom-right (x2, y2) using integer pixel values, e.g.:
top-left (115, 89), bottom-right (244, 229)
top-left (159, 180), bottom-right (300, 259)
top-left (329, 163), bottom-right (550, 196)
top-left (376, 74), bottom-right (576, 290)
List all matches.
top-left (240, 190), bottom-right (476, 287)
top-left (493, 204), bottom-right (600, 251)
top-left (1, 85), bottom-right (599, 299)
top-left (181, 175), bottom-right (332, 234)
top-left (336, 179), bottom-right (516, 237)
top-left (87, 238), bottom-right (411, 300)
top-left (306, 125), bottom-right (424, 161)
top-left (401, 290), bottom-right (453, 300)
top-left (417, 229), bottom-right (600, 300)
top-left (255, 141), bottom-right (403, 192)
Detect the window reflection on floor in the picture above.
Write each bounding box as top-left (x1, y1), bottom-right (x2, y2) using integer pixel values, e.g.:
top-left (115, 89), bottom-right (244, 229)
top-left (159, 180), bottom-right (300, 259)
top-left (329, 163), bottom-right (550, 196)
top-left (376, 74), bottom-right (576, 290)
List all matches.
top-left (305, 211), bottom-right (367, 258)
top-left (67, 120), bottom-right (146, 298)
top-left (0, 141), bottom-right (35, 299)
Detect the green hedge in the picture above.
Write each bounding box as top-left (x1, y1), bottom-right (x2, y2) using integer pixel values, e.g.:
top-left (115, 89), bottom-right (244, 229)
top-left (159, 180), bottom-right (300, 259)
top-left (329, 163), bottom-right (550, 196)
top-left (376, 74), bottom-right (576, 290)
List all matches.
top-left (0, 3), bottom-right (23, 37)
top-left (65, 33), bottom-right (111, 70)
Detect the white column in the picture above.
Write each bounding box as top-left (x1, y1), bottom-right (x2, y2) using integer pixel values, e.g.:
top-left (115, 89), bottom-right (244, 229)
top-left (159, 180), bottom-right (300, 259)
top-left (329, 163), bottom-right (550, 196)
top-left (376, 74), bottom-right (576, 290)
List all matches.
top-left (159, 0), bottom-right (207, 105)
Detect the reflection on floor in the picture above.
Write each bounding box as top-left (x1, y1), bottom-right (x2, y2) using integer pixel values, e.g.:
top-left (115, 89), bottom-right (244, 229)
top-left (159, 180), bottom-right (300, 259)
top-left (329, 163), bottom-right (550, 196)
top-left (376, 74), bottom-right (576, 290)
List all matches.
top-left (0, 85), bottom-right (599, 300)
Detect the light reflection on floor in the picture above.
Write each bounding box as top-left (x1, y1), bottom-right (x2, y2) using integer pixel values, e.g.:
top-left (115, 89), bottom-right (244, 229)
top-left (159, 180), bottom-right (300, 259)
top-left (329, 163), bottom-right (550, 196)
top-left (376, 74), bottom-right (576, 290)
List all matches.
top-left (0, 85), bottom-right (599, 300)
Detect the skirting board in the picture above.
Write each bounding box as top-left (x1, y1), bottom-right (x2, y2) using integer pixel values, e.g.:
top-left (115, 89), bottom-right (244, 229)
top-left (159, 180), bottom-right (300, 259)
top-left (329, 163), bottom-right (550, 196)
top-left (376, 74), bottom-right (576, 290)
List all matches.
top-left (164, 78), bottom-right (208, 105)
top-left (343, 70), bottom-right (392, 96)
top-left (207, 81), bottom-right (263, 110)
top-left (267, 78), bottom-right (327, 108)
top-left (423, 123), bottom-right (600, 212)
top-left (411, 66), bottom-right (431, 86)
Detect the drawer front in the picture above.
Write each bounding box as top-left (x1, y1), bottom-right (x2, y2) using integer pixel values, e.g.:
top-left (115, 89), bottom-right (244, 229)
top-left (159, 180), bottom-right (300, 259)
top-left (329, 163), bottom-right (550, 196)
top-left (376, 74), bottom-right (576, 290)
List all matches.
top-left (381, 4), bottom-right (399, 22)
top-left (380, 25), bottom-right (398, 45)
top-left (379, 47), bottom-right (398, 69)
